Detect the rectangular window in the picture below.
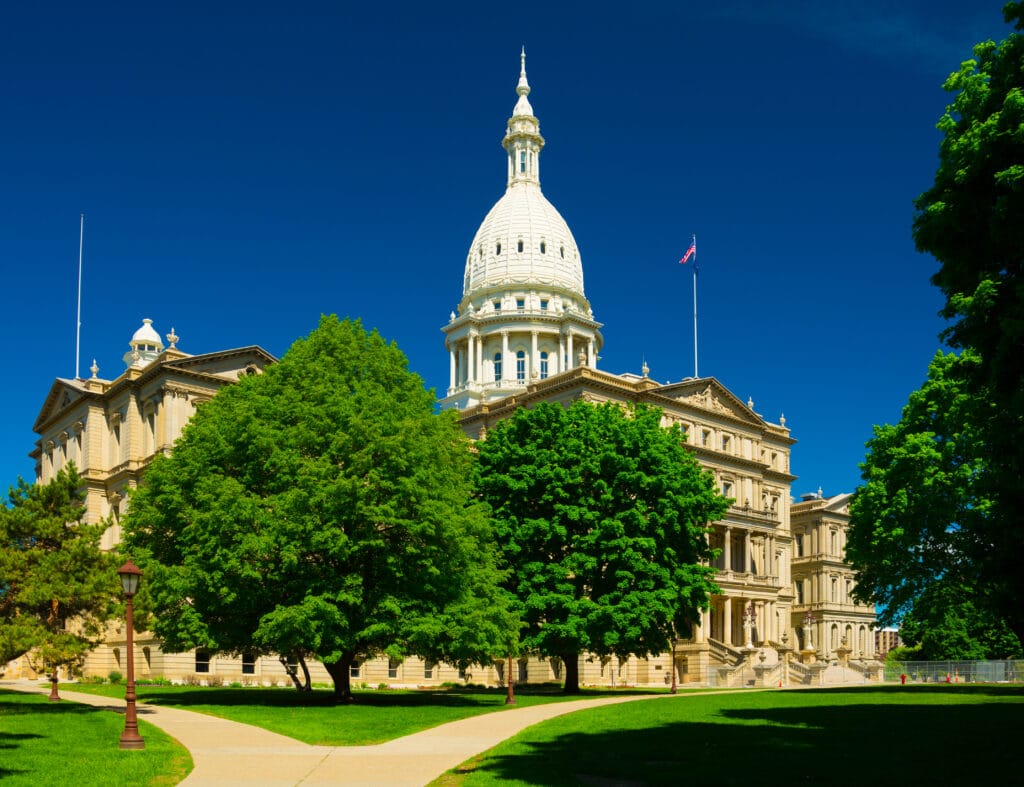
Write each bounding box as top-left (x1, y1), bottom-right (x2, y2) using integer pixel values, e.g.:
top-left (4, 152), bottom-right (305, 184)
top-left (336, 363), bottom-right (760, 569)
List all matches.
top-left (540, 299), bottom-right (548, 311)
top-left (516, 354), bottom-right (526, 381)
top-left (241, 652), bottom-right (256, 675)
top-left (424, 660), bottom-right (436, 679)
top-left (520, 151), bottom-right (526, 173)
top-left (722, 481), bottom-right (733, 498)
top-left (721, 435), bottom-right (730, 452)
top-left (195, 651), bottom-right (211, 674)
top-left (516, 298), bottom-right (525, 311)
top-left (388, 658), bottom-right (400, 679)
top-left (493, 300), bottom-right (501, 312)
top-left (517, 661), bottom-right (528, 683)
top-left (350, 661), bottom-right (361, 678)
top-left (701, 430), bottom-right (710, 447)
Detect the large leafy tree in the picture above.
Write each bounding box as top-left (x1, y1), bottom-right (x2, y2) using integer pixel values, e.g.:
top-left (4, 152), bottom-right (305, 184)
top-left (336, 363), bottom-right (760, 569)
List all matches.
top-left (897, 1), bottom-right (1024, 645)
top-left (475, 400), bottom-right (727, 694)
top-left (0, 465), bottom-right (118, 687)
top-left (847, 351), bottom-right (992, 628)
top-left (898, 579), bottom-right (1022, 661)
top-left (126, 316), bottom-right (514, 701)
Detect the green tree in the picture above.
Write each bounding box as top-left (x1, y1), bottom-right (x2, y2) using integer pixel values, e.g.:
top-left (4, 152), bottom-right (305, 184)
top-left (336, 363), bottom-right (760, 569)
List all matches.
top-left (0, 464), bottom-right (118, 689)
top-left (899, 579), bottom-right (1022, 661)
top-left (847, 351), bottom-right (992, 629)
top-left (911, 2), bottom-right (1024, 645)
top-left (125, 316), bottom-right (514, 701)
top-left (475, 400), bottom-right (728, 694)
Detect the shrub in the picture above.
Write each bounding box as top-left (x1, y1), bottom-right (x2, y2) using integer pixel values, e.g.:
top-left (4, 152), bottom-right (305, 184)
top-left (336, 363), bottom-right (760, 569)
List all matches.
top-left (108, 671), bottom-right (123, 684)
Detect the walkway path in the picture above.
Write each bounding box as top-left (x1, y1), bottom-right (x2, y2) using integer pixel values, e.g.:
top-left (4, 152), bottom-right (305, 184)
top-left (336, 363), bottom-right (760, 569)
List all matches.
top-left (2, 680), bottom-right (683, 786)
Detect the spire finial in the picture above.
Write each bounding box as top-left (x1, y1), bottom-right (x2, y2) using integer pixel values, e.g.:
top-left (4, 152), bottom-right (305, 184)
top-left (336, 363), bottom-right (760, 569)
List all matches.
top-left (517, 46), bottom-right (530, 97)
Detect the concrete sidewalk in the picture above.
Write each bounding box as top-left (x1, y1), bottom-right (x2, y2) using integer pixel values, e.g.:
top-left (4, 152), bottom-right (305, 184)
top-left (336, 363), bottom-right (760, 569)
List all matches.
top-left (2, 680), bottom-right (675, 786)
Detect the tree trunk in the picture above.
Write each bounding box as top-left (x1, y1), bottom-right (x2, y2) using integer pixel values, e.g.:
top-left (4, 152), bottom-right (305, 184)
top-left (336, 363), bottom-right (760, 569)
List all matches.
top-left (324, 654), bottom-right (355, 703)
top-left (297, 656), bottom-right (313, 691)
top-left (561, 653), bottom-right (580, 694)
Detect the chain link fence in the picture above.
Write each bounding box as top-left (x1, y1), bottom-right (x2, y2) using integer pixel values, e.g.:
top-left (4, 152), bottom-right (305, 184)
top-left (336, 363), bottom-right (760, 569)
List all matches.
top-left (884, 660), bottom-right (1024, 683)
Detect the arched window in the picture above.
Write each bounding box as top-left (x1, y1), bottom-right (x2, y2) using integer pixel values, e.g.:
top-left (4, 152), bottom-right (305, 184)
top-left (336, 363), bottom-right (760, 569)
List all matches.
top-left (517, 240), bottom-right (524, 253)
top-left (519, 151), bottom-right (526, 173)
top-left (496, 242), bottom-right (501, 255)
top-left (493, 353), bottom-right (502, 382)
top-left (540, 241), bottom-right (546, 254)
top-left (516, 350), bottom-right (526, 381)
top-left (540, 351), bottom-right (549, 379)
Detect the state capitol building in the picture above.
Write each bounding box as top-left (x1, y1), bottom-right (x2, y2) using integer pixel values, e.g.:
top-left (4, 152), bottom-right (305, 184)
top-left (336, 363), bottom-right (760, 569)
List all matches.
top-left (11, 53), bottom-right (877, 688)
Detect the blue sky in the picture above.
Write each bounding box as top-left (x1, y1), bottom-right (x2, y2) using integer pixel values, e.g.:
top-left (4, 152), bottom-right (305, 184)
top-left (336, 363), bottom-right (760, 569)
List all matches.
top-left (0, 1), bottom-right (1012, 498)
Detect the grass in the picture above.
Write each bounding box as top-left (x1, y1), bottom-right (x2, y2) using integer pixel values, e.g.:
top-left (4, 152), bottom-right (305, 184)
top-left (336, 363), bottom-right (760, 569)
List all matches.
top-left (0, 689), bottom-right (192, 787)
top-left (436, 684), bottom-right (1024, 786)
top-left (63, 682), bottom-right (666, 745)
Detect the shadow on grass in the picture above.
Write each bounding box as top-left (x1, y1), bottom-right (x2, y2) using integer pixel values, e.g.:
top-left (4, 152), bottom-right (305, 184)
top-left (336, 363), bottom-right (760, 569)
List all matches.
top-left (464, 687), bottom-right (1024, 786)
top-left (130, 684), bottom-right (659, 709)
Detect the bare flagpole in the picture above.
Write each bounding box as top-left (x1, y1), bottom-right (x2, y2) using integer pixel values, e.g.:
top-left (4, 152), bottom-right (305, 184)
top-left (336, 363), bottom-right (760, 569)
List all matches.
top-left (75, 213), bottom-right (84, 380)
top-left (692, 233), bottom-right (698, 378)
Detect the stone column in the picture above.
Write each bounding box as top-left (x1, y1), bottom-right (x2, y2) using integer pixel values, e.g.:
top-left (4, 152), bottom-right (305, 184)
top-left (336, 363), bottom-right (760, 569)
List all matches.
top-left (501, 331), bottom-right (510, 382)
top-left (587, 339), bottom-right (595, 367)
top-left (723, 526), bottom-right (732, 571)
top-left (567, 331), bottom-right (575, 370)
top-left (744, 530), bottom-right (752, 574)
top-left (467, 334), bottom-right (476, 385)
top-left (558, 334), bottom-right (566, 373)
top-left (531, 331), bottom-right (539, 379)
top-left (476, 338), bottom-right (483, 384)
top-left (449, 348), bottom-right (456, 390)
top-left (723, 600), bottom-right (733, 645)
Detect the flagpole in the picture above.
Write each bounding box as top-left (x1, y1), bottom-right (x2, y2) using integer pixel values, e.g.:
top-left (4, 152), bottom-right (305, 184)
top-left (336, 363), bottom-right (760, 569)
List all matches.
top-left (692, 234), bottom-right (698, 378)
top-left (75, 213), bottom-right (84, 380)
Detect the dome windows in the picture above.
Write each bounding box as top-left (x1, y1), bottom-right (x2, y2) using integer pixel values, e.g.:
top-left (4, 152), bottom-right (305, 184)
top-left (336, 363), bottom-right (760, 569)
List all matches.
top-left (560, 245), bottom-right (565, 259)
top-left (540, 241), bottom-right (546, 255)
top-left (493, 352), bottom-right (503, 381)
top-left (516, 350), bottom-right (526, 381)
top-left (496, 242), bottom-right (502, 255)
top-left (517, 240), bottom-right (524, 253)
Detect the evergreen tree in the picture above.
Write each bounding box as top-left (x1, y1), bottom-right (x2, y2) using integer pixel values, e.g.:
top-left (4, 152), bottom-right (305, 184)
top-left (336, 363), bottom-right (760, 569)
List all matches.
top-left (0, 465), bottom-right (118, 691)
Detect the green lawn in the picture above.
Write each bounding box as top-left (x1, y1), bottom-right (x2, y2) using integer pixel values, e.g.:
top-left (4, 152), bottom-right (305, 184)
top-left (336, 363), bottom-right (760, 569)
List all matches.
top-left (436, 684), bottom-right (1024, 786)
top-left (0, 689), bottom-right (192, 787)
top-left (64, 682), bottom-right (665, 745)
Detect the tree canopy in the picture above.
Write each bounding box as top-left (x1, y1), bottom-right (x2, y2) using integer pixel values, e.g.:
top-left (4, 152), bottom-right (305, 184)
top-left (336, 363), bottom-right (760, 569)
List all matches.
top-left (475, 399), bottom-right (727, 693)
top-left (0, 464), bottom-right (118, 677)
top-left (902, 2), bottom-right (1024, 646)
top-left (847, 351), bottom-right (992, 627)
top-left (125, 316), bottom-right (515, 700)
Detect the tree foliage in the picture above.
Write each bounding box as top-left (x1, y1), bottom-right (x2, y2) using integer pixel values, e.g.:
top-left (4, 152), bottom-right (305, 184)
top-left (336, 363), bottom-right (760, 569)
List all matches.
top-left (0, 464), bottom-right (118, 672)
top-left (899, 579), bottom-right (1022, 661)
top-left (475, 400), bottom-right (727, 693)
top-left (848, 351), bottom-right (991, 626)
top-left (906, 2), bottom-right (1024, 646)
top-left (125, 316), bottom-right (515, 701)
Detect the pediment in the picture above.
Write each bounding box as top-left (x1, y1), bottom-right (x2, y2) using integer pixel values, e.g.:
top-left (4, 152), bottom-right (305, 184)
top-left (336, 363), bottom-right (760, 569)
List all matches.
top-left (652, 377), bottom-right (764, 427)
top-left (824, 493), bottom-right (853, 515)
top-left (33, 378), bottom-right (89, 432)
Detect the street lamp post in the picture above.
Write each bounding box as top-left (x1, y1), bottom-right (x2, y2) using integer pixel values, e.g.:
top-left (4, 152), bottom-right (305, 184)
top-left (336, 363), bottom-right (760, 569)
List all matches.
top-left (117, 560), bottom-right (145, 750)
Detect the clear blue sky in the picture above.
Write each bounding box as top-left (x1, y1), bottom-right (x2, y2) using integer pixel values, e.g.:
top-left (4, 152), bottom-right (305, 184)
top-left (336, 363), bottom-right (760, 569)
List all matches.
top-left (0, 1), bottom-right (1012, 498)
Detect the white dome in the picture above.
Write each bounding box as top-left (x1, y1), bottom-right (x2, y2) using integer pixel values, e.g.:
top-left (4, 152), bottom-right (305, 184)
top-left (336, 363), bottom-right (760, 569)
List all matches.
top-left (463, 185), bottom-right (584, 300)
top-left (131, 318), bottom-right (162, 346)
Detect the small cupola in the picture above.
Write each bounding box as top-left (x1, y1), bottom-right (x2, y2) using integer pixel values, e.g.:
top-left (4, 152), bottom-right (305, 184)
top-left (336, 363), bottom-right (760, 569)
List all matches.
top-left (122, 318), bottom-right (165, 368)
